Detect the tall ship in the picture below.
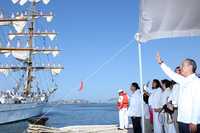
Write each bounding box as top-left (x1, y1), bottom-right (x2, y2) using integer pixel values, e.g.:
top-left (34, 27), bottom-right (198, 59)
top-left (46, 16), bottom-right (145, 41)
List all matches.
top-left (0, 0), bottom-right (63, 124)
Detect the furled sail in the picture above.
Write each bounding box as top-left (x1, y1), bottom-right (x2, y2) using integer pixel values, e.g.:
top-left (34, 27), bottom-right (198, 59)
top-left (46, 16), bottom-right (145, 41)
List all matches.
top-left (29, 0), bottom-right (41, 3)
top-left (11, 0), bottom-right (50, 5)
top-left (12, 15), bottom-right (27, 33)
top-left (0, 22), bottom-right (10, 26)
top-left (42, 0), bottom-right (50, 5)
top-left (52, 50), bottom-right (59, 57)
top-left (3, 42), bottom-right (11, 57)
top-left (0, 13), bottom-right (10, 25)
top-left (19, 0), bottom-right (27, 5)
top-left (48, 31), bottom-right (56, 40)
top-left (12, 51), bottom-right (29, 61)
top-left (0, 42), bottom-right (29, 61)
top-left (46, 12), bottom-right (53, 22)
top-left (0, 69), bottom-right (11, 76)
top-left (11, 0), bottom-right (20, 4)
top-left (51, 68), bottom-right (62, 75)
top-left (8, 30), bottom-right (56, 40)
top-left (8, 33), bottom-right (15, 40)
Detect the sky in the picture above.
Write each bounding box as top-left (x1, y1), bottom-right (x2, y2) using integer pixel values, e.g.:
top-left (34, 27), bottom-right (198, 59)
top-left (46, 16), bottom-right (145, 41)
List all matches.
top-left (1, 0), bottom-right (200, 102)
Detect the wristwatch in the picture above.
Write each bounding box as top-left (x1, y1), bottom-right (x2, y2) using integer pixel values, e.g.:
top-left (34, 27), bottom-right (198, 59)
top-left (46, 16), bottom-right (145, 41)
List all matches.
top-left (159, 61), bottom-right (164, 65)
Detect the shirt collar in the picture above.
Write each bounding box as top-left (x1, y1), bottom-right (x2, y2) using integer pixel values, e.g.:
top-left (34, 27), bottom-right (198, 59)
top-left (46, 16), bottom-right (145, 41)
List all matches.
top-left (186, 73), bottom-right (197, 79)
top-left (132, 89), bottom-right (140, 95)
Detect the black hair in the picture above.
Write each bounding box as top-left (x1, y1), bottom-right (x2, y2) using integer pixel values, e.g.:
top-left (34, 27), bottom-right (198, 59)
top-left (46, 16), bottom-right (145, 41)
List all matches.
top-left (161, 79), bottom-right (171, 89)
top-left (131, 82), bottom-right (140, 90)
top-left (175, 66), bottom-right (180, 72)
top-left (152, 79), bottom-right (161, 88)
top-left (171, 80), bottom-right (176, 86)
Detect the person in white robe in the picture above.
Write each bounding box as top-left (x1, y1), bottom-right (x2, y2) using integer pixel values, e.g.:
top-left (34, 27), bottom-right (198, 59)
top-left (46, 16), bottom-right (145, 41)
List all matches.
top-left (160, 79), bottom-right (176, 133)
top-left (149, 79), bottom-right (163, 133)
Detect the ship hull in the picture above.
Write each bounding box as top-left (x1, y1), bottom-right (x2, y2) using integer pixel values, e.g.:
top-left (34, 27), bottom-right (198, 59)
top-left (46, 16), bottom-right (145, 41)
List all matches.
top-left (0, 103), bottom-right (45, 124)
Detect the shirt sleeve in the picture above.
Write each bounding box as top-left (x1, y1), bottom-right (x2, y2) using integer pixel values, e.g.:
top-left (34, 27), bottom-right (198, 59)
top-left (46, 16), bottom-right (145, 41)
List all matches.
top-left (172, 85), bottom-right (179, 107)
top-left (191, 81), bottom-right (200, 124)
top-left (160, 63), bottom-right (186, 84)
top-left (118, 96), bottom-right (123, 103)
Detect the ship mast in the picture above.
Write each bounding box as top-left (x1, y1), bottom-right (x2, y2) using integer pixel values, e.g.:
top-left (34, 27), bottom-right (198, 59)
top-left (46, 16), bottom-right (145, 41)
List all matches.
top-left (0, 0), bottom-right (63, 97)
top-left (24, 1), bottom-right (35, 96)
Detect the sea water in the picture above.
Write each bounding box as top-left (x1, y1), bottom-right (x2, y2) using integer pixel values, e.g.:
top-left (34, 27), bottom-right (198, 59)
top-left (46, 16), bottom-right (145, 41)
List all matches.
top-left (0, 103), bottom-right (118, 133)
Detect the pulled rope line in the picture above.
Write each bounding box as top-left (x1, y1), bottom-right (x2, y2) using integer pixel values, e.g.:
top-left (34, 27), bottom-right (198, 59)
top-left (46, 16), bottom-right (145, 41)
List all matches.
top-left (23, 38), bottom-right (134, 132)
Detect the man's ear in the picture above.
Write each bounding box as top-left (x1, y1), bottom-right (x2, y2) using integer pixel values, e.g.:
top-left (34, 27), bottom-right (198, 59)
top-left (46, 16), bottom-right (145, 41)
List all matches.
top-left (189, 65), bottom-right (193, 71)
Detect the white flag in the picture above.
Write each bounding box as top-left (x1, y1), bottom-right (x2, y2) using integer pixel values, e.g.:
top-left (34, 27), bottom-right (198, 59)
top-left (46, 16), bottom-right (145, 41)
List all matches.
top-left (138, 0), bottom-right (200, 43)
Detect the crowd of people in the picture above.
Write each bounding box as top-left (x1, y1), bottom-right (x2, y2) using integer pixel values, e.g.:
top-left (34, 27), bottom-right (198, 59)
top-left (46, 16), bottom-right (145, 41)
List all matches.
top-left (0, 90), bottom-right (49, 104)
top-left (117, 53), bottom-right (200, 133)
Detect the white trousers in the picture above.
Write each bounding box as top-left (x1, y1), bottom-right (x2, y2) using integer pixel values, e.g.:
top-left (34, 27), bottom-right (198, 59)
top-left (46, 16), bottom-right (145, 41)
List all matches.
top-left (163, 114), bottom-right (176, 133)
top-left (119, 108), bottom-right (129, 129)
top-left (153, 111), bottom-right (163, 133)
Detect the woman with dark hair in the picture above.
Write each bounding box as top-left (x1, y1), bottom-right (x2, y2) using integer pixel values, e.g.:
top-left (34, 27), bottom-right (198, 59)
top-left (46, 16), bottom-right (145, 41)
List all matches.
top-left (160, 79), bottom-right (176, 133)
top-left (149, 79), bottom-right (163, 133)
top-left (161, 79), bottom-right (171, 90)
top-left (128, 82), bottom-right (142, 133)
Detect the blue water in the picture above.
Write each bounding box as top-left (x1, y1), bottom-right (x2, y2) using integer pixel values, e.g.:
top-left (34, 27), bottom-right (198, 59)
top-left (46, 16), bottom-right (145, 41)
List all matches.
top-left (0, 103), bottom-right (118, 133)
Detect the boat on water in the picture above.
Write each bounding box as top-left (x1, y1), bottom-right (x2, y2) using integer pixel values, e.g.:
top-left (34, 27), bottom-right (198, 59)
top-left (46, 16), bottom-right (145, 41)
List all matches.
top-left (0, 0), bottom-right (63, 124)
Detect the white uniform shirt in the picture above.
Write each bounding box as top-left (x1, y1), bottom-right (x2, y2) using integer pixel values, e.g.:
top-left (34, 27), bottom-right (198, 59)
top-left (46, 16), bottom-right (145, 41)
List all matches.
top-left (161, 63), bottom-right (200, 124)
top-left (160, 88), bottom-right (172, 106)
top-left (128, 90), bottom-right (142, 117)
top-left (168, 84), bottom-right (180, 107)
top-left (149, 88), bottom-right (162, 109)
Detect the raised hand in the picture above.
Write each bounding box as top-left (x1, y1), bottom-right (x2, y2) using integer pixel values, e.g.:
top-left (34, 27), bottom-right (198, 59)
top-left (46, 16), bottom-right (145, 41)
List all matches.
top-left (189, 123), bottom-right (197, 133)
top-left (156, 52), bottom-right (163, 64)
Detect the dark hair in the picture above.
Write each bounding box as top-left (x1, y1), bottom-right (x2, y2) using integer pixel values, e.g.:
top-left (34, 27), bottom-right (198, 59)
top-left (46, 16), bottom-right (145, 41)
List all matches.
top-left (184, 58), bottom-right (197, 73)
top-left (152, 79), bottom-right (161, 88)
top-left (171, 80), bottom-right (176, 86)
top-left (131, 82), bottom-right (140, 90)
top-left (175, 66), bottom-right (180, 72)
top-left (161, 79), bottom-right (171, 89)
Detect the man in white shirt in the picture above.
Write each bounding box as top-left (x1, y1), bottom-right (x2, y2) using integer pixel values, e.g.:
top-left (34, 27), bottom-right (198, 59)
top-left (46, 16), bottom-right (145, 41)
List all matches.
top-left (156, 52), bottom-right (200, 133)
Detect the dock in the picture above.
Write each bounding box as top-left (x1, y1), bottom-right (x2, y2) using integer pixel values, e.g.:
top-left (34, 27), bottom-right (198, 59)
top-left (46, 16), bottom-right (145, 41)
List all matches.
top-left (27, 124), bottom-right (133, 133)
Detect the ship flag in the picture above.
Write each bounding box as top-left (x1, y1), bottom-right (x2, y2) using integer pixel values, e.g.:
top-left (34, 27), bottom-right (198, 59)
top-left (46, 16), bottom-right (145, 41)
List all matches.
top-left (79, 81), bottom-right (84, 92)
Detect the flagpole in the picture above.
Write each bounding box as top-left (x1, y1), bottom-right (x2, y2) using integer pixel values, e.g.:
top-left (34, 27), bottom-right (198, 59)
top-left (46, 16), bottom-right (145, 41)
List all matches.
top-left (136, 33), bottom-right (145, 133)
